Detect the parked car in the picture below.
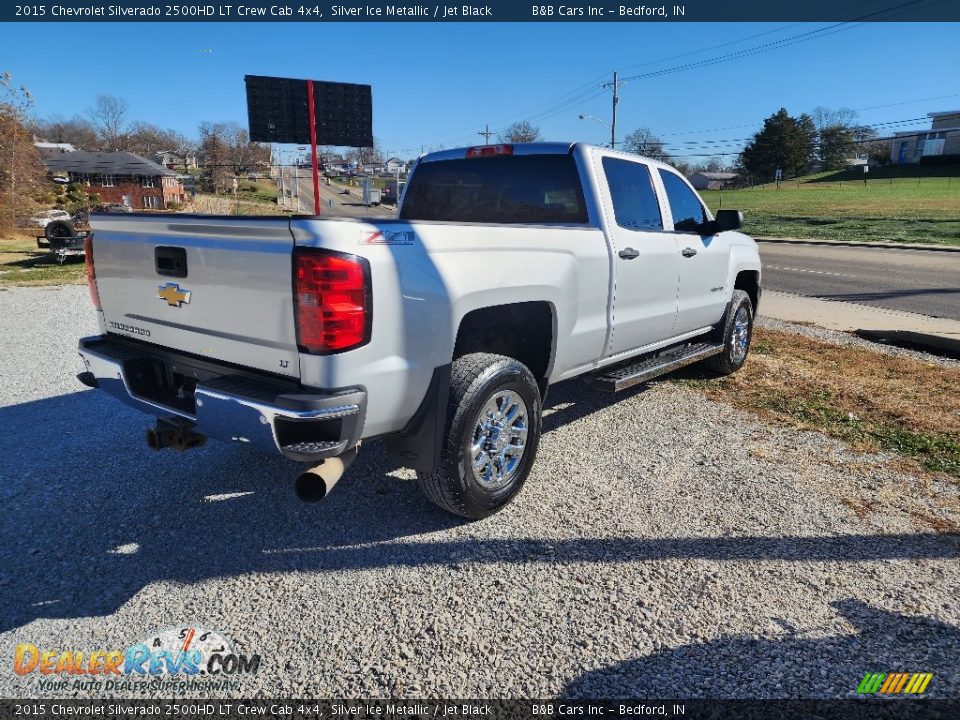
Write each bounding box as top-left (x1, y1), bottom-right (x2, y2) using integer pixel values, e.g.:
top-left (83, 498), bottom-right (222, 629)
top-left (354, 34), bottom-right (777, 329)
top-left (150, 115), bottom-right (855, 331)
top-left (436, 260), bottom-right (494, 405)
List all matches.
top-left (77, 142), bottom-right (761, 519)
top-left (26, 209), bottom-right (71, 227)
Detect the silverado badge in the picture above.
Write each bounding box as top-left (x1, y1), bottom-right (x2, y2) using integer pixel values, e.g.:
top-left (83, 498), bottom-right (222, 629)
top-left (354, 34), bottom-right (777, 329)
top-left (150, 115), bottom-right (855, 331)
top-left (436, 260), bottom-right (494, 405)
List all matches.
top-left (158, 282), bottom-right (191, 307)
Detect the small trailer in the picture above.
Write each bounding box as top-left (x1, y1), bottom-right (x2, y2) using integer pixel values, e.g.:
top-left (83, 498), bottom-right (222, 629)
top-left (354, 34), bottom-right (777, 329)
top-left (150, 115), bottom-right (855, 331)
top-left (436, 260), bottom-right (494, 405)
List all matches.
top-left (37, 219), bottom-right (90, 263)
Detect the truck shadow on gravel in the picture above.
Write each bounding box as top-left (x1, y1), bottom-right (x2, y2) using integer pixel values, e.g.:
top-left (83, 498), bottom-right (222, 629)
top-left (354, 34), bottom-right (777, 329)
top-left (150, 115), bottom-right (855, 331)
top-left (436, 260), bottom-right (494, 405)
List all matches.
top-left (561, 599), bottom-right (960, 698)
top-left (1, 388), bottom-right (958, 634)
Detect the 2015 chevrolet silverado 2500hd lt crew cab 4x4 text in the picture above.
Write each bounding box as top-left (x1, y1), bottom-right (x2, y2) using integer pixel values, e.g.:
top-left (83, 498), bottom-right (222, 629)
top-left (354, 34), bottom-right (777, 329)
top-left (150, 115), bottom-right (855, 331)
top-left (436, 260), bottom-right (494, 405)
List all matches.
top-left (77, 142), bottom-right (761, 519)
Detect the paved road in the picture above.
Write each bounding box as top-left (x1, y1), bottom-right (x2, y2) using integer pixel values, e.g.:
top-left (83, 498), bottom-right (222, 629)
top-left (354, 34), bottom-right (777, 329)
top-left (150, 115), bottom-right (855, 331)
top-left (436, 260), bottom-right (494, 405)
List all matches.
top-left (281, 170), bottom-right (396, 219)
top-left (758, 242), bottom-right (960, 320)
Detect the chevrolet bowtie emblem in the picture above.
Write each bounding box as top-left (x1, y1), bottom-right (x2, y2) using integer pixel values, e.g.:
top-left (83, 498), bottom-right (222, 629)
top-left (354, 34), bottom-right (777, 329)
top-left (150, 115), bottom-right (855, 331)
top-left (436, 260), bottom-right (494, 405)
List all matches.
top-left (158, 282), bottom-right (191, 307)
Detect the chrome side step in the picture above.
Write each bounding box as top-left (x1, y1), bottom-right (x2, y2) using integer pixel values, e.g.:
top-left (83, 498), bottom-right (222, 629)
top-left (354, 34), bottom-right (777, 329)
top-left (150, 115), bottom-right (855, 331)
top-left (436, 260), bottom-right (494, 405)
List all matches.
top-left (592, 342), bottom-right (724, 392)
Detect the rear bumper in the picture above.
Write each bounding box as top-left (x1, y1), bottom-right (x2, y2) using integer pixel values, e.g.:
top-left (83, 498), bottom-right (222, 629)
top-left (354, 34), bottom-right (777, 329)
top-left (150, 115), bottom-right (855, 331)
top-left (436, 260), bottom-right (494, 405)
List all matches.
top-left (77, 335), bottom-right (365, 462)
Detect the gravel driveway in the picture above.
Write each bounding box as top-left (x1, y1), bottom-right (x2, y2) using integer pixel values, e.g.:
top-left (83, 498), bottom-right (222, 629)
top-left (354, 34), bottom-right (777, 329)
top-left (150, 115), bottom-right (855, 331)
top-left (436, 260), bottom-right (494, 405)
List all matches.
top-left (1, 285), bottom-right (958, 699)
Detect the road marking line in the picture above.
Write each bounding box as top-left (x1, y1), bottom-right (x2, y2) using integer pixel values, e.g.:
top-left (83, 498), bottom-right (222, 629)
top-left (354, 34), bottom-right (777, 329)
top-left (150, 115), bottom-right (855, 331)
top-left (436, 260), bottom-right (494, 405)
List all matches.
top-left (766, 265), bottom-right (859, 279)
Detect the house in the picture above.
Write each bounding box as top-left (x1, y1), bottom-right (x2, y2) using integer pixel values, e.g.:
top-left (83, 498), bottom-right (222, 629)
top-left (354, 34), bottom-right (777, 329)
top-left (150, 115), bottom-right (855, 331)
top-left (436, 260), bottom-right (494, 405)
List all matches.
top-left (42, 151), bottom-right (186, 209)
top-left (154, 149), bottom-right (197, 170)
top-left (688, 171), bottom-right (739, 190)
top-left (384, 157), bottom-right (407, 174)
top-left (890, 110), bottom-right (960, 164)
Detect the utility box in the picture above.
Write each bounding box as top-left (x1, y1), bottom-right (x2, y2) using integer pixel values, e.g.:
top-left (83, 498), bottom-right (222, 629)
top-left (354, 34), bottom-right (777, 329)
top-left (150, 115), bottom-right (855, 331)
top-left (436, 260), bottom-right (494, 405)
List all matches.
top-left (362, 179), bottom-right (382, 206)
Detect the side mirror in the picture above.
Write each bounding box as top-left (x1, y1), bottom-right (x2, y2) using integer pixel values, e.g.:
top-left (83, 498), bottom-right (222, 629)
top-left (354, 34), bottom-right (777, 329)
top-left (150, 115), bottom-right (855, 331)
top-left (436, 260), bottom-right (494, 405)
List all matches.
top-left (716, 209), bottom-right (744, 232)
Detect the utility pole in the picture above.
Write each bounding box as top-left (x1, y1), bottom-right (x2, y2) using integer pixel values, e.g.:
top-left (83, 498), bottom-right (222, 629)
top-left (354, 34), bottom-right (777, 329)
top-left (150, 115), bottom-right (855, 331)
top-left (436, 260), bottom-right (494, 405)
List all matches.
top-left (602, 71), bottom-right (621, 149)
top-left (478, 124), bottom-right (495, 142)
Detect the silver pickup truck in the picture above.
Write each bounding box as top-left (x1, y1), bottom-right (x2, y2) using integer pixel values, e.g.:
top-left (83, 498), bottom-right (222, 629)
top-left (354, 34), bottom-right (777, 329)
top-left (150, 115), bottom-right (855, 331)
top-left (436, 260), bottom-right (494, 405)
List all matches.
top-left (78, 142), bottom-right (761, 519)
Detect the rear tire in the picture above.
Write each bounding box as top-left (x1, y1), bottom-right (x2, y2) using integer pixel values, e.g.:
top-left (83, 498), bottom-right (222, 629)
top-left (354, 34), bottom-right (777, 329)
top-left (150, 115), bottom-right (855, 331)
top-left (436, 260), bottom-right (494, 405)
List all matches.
top-left (705, 289), bottom-right (754, 376)
top-left (416, 353), bottom-right (542, 520)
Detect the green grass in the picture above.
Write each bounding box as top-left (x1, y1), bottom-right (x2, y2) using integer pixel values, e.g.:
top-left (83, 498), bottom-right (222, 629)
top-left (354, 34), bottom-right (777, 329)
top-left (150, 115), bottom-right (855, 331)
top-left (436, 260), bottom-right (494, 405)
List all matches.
top-left (677, 327), bottom-right (960, 482)
top-left (701, 166), bottom-right (960, 246)
top-left (236, 180), bottom-right (278, 205)
top-left (0, 233), bottom-right (86, 287)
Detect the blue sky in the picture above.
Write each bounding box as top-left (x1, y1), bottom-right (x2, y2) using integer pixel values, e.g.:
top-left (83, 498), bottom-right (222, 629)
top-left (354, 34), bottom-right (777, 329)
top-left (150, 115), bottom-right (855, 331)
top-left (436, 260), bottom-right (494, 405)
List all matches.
top-left (2, 21), bottom-right (958, 160)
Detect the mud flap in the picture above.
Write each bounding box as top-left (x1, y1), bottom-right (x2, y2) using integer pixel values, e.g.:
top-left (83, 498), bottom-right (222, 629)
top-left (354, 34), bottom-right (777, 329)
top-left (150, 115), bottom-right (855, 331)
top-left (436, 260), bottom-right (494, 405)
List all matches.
top-left (384, 364), bottom-right (451, 472)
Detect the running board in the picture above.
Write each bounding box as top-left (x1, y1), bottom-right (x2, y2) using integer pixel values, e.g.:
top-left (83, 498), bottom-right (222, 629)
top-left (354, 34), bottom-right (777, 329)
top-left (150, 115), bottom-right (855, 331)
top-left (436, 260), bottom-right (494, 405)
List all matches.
top-left (592, 342), bottom-right (724, 392)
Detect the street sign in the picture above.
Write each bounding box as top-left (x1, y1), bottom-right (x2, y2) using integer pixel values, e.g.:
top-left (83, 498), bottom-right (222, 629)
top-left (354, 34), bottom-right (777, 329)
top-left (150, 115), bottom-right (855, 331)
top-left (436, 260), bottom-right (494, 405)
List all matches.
top-left (244, 75), bottom-right (373, 147)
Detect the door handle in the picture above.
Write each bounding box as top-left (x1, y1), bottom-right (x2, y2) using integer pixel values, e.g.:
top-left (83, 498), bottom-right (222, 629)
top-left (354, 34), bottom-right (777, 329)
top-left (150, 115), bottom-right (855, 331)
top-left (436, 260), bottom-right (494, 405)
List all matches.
top-left (619, 247), bottom-right (640, 260)
top-left (681, 247), bottom-right (698, 258)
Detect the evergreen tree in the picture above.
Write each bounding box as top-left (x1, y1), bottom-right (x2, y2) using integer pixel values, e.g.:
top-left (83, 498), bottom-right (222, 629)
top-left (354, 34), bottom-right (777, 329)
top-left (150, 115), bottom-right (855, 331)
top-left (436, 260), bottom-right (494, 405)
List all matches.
top-left (739, 108), bottom-right (815, 180)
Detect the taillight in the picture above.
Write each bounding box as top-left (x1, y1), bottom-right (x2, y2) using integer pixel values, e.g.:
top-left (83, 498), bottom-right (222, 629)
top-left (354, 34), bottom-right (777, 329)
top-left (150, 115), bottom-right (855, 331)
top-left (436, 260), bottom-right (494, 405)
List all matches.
top-left (466, 144), bottom-right (514, 158)
top-left (294, 249), bottom-right (371, 354)
top-left (84, 234), bottom-right (100, 310)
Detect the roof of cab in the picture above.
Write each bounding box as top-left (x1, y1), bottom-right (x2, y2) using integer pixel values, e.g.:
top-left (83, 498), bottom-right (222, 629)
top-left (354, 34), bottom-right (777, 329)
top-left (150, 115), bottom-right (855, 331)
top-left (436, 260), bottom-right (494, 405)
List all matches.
top-left (417, 142), bottom-right (678, 173)
top-left (418, 142), bottom-right (576, 163)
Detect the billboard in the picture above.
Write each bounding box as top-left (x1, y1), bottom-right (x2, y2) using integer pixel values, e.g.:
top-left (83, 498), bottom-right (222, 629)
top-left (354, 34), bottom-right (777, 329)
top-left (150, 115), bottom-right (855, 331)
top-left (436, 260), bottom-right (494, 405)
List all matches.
top-left (244, 75), bottom-right (373, 147)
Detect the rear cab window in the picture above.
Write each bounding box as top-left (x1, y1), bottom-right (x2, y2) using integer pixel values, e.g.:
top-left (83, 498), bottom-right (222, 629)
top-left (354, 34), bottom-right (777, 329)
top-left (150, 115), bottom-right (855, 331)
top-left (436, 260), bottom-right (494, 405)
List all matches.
top-left (658, 169), bottom-right (708, 232)
top-left (400, 155), bottom-right (588, 224)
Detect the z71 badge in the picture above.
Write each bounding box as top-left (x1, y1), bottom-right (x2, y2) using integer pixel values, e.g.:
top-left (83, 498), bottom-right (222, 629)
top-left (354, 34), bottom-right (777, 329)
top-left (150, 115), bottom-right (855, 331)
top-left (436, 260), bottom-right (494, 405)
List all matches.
top-left (361, 230), bottom-right (415, 246)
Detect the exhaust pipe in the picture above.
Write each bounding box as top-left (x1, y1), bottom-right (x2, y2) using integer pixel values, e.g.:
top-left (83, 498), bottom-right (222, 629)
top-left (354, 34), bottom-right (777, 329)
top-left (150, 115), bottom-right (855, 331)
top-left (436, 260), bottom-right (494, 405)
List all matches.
top-left (295, 446), bottom-right (359, 502)
top-left (147, 418), bottom-right (206, 452)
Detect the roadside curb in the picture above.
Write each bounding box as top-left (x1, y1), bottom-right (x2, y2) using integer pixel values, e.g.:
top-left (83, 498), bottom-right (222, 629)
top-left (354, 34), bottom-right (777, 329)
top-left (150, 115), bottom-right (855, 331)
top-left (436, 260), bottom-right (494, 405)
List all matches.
top-left (760, 291), bottom-right (960, 360)
top-left (756, 237), bottom-right (960, 253)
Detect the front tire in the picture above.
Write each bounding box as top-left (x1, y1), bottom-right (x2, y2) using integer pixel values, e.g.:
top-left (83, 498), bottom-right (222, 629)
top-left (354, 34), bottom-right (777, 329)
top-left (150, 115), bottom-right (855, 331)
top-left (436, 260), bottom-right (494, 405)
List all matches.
top-left (705, 289), bottom-right (754, 376)
top-left (416, 353), bottom-right (542, 520)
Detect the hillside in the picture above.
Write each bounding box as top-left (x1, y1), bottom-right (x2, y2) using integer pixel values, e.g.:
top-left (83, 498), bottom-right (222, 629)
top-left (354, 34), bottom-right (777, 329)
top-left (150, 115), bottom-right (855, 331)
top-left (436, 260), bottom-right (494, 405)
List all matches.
top-left (700, 164), bottom-right (960, 245)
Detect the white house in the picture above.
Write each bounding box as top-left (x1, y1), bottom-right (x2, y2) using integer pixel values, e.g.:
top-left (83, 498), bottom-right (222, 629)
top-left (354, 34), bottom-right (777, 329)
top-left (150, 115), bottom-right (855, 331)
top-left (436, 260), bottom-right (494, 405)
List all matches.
top-left (384, 157), bottom-right (407, 174)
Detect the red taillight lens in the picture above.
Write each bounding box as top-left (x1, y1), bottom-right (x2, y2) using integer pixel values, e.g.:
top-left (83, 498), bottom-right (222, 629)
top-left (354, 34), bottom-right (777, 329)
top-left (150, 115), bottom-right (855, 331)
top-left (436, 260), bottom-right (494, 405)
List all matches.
top-left (84, 234), bottom-right (100, 310)
top-left (294, 250), bottom-right (370, 354)
top-left (466, 144), bottom-right (514, 158)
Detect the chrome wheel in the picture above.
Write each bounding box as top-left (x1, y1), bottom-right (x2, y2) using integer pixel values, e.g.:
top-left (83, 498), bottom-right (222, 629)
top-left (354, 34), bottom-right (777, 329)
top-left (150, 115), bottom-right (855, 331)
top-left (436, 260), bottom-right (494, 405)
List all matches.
top-left (731, 304), bottom-right (750, 363)
top-left (469, 389), bottom-right (529, 489)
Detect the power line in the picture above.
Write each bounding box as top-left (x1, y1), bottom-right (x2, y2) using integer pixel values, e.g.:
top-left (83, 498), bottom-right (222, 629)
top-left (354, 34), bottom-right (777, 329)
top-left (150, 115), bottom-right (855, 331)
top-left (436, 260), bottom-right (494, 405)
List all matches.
top-left (434, 0), bottom-right (946, 149)
top-left (435, 22), bottom-right (831, 146)
top-left (655, 95), bottom-right (960, 139)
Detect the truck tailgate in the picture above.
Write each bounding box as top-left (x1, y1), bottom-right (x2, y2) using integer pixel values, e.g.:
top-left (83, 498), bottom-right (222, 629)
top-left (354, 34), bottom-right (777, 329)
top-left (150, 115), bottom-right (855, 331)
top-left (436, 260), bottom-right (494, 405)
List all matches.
top-left (90, 215), bottom-right (300, 378)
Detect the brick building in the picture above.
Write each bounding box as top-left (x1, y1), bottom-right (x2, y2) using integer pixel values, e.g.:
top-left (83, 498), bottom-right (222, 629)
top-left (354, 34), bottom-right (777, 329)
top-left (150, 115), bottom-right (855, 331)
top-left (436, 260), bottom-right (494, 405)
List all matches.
top-left (41, 151), bottom-right (186, 208)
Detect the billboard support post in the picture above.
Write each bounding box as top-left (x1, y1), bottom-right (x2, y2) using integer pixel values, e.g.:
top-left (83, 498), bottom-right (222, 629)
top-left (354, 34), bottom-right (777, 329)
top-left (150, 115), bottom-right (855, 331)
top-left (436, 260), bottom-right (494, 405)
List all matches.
top-left (306, 80), bottom-right (321, 216)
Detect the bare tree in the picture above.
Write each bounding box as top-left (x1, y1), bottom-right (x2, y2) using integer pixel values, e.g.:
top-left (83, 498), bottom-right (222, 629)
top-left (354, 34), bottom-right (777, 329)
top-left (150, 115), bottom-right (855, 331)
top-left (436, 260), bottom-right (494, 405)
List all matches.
top-left (499, 121), bottom-right (542, 143)
top-left (0, 73), bottom-right (46, 230)
top-left (622, 127), bottom-right (671, 162)
top-left (197, 122), bottom-right (231, 193)
top-left (811, 106), bottom-right (858, 132)
top-left (37, 115), bottom-right (98, 149)
top-left (703, 157), bottom-right (726, 173)
top-left (88, 95), bottom-right (129, 150)
top-left (125, 121), bottom-right (192, 158)
top-left (810, 106), bottom-right (860, 169)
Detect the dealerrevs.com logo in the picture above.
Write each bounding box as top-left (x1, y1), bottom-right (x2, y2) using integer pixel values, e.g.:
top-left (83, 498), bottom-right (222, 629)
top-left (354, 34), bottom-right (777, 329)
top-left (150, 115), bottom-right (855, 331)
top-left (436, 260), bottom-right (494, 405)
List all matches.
top-left (14, 626), bottom-right (260, 693)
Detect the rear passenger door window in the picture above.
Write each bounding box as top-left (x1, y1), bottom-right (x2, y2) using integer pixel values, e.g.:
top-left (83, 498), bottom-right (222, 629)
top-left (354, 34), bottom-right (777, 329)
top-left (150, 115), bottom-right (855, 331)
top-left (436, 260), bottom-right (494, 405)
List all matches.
top-left (602, 157), bottom-right (662, 231)
top-left (658, 170), bottom-right (707, 232)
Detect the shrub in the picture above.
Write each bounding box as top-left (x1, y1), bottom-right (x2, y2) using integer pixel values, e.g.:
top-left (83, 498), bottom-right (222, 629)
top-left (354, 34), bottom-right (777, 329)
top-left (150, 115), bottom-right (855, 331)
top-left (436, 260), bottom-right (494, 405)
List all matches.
top-left (919, 154), bottom-right (960, 166)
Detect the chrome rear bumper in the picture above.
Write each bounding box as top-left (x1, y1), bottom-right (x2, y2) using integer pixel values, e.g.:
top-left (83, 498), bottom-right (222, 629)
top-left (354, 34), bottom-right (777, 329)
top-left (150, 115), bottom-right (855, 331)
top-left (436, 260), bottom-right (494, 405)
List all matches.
top-left (78, 335), bottom-right (365, 461)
